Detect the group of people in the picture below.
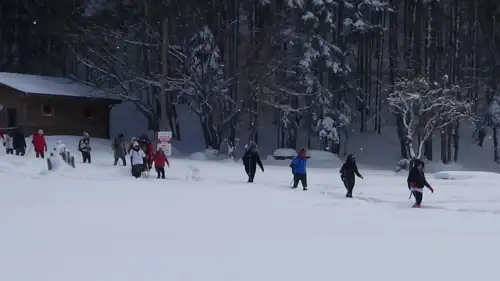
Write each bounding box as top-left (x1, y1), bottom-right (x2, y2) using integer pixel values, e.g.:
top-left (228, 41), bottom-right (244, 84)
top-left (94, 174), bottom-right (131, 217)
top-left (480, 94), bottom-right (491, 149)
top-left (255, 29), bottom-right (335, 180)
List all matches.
top-left (111, 133), bottom-right (170, 179)
top-left (1, 129), bottom-right (48, 158)
top-left (241, 142), bottom-right (434, 208)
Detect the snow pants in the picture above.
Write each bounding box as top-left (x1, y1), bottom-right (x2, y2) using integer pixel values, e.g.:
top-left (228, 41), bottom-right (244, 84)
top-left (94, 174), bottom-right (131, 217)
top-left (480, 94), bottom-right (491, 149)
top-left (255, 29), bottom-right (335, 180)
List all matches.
top-left (342, 177), bottom-right (355, 197)
top-left (245, 165), bottom-right (256, 183)
top-left (156, 167), bottom-right (165, 179)
top-left (132, 164), bottom-right (142, 178)
top-left (412, 190), bottom-right (423, 206)
top-left (292, 173), bottom-right (307, 188)
top-left (82, 151), bottom-right (91, 163)
top-left (114, 157), bottom-right (126, 166)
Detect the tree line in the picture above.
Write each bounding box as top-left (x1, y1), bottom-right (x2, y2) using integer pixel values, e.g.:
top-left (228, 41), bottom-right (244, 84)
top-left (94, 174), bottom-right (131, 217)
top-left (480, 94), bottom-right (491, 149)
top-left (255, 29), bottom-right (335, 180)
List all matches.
top-left (1, 0), bottom-right (500, 164)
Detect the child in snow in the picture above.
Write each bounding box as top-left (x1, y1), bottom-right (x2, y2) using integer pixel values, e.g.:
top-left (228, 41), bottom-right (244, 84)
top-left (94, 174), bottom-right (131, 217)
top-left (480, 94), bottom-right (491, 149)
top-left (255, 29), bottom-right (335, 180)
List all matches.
top-left (12, 129), bottom-right (26, 156)
top-left (32, 129), bottom-right (47, 158)
top-left (407, 159), bottom-right (434, 208)
top-left (152, 147), bottom-right (170, 179)
top-left (130, 141), bottom-right (146, 178)
top-left (78, 132), bottom-right (91, 164)
top-left (3, 132), bottom-right (14, 154)
top-left (290, 149), bottom-right (308, 191)
top-left (242, 141), bottom-right (264, 183)
top-left (340, 154), bottom-right (363, 198)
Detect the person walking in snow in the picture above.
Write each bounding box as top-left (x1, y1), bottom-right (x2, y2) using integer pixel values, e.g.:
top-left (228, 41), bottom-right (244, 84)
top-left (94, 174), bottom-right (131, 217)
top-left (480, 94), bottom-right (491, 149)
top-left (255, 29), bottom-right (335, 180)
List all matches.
top-left (32, 129), bottom-right (47, 158)
top-left (242, 141), bottom-right (264, 183)
top-left (290, 149), bottom-right (309, 191)
top-left (3, 132), bottom-right (14, 154)
top-left (128, 137), bottom-right (137, 153)
top-left (112, 133), bottom-right (127, 166)
top-left (78, 132), bottom-right (92, 164)
top-left (130, 141), bottom-right (146, 178)
top-left (407, 159), bottom-right (434, 208)
top-left (340, 154), bottom-right (363, 198)
top-left (152, 147), bottom-right (170, 179)
top-left (13, 129), bottom-right (27, 156)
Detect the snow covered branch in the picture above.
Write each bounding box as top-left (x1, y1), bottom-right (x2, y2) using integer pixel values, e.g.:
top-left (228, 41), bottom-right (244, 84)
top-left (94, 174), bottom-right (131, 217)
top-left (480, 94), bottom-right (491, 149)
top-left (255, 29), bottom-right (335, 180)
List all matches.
top-left (387, 76), bottom-right (473, 159)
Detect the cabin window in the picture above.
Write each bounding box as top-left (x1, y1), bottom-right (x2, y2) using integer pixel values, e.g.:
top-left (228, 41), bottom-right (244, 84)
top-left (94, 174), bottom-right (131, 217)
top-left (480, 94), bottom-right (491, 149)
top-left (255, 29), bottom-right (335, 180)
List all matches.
top-left (42, 105), bottom-right (53, 116)
top-left (84, 106), bottom-right (92, 119)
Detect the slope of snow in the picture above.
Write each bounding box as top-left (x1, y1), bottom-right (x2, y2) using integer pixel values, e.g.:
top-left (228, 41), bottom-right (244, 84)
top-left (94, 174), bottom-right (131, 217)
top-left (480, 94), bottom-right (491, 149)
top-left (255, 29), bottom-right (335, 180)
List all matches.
top-left (0, 136), bottom-right (499, 281)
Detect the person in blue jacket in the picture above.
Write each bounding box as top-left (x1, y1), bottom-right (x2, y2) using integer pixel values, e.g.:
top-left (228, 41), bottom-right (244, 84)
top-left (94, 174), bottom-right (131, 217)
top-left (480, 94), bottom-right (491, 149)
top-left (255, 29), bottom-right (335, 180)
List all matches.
top-left (290, 149), bottom-right (309, 190)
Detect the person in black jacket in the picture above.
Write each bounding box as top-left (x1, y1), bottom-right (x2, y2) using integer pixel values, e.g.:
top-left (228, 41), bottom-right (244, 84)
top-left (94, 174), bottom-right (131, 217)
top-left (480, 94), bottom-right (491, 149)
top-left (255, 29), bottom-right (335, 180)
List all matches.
top-left (407, 159), bottom-right (434, 208)
top-left (340, 154), bottom-right (363, 198)
top-left (242, 141), bottom-right (264, 183)
top-left (12, 129), bottom-right (26, 156)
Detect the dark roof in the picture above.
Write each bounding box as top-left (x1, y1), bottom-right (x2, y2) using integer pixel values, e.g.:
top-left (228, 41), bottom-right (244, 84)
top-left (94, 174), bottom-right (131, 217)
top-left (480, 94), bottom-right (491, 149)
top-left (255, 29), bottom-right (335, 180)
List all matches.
top-left (0, 72), bottom-right (120, 101)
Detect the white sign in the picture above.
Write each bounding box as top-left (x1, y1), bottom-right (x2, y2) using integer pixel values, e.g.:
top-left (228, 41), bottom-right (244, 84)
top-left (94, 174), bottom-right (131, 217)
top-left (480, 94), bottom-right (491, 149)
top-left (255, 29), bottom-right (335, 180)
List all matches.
top-left (157, 131), bottom-right (172, 156)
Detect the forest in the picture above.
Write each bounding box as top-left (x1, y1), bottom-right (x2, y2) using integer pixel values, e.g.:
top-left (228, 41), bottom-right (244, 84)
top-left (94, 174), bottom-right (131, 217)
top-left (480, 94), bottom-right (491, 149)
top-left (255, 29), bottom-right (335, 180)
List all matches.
top-left (1, 0), bottom-right (500, 164)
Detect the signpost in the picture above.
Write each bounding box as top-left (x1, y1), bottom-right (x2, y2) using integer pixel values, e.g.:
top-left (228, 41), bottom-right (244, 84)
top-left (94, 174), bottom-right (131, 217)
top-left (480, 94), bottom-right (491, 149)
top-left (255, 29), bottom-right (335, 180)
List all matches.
top-left (157, 131), bottom-right (172, 156)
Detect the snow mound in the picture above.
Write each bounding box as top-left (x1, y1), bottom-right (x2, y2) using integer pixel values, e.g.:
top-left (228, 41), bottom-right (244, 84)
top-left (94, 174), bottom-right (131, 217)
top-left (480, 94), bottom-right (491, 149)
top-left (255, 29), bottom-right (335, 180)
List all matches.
top-left (189, 149), bottom-right (222, 161)
top-left (434, 171), bottom-right (500, 180)
top-left (307, 150), bottom-right (342, 163)
top-left (273, 148), bottom-right (296, 160)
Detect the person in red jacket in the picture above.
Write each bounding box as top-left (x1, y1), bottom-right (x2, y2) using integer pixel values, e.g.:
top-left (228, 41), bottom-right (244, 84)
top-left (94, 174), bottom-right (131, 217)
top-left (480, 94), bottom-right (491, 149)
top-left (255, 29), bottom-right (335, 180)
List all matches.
top-left (32, 129), bottom-right (47, 158)
top-left (152, 147), bottom-right (170, 179)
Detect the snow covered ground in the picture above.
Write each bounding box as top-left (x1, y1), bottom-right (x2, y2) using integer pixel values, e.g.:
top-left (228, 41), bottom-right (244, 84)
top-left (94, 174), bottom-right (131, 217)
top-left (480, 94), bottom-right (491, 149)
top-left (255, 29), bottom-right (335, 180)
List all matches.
top-left (0, 136), bottom-right (499, 281)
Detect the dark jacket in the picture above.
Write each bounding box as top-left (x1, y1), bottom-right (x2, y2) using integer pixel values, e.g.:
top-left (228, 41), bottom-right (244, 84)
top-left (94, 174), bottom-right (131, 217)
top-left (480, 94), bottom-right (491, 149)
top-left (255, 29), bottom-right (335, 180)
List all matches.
top-left (113, 135), bottom-right (127, 158)
top-left (78, 137), bottom-right (91, 152)
top-left (242, 145), bottom-right (264, 174)
top-left (340, 155), bottom-right (362, 182)
top-left (407, 163), bottom-right (431, 189)
top-left (12, 130), bottom-right (26, 150)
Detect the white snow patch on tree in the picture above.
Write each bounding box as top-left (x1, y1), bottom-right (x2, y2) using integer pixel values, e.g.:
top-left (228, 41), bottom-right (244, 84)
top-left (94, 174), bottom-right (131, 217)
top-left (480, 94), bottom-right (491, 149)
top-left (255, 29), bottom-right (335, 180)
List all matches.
top-left (387, 76), bottom-right (474, 159)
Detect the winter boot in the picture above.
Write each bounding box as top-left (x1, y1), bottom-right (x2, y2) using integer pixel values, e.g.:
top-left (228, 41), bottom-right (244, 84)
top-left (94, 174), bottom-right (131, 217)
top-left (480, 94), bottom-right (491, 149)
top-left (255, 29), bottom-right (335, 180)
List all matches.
top-left (303, 187), bottom-right (308, 191)
top-left (346, 192), bottom-right (353, 198)
top-left (412, 204), bottom-right (421, 208)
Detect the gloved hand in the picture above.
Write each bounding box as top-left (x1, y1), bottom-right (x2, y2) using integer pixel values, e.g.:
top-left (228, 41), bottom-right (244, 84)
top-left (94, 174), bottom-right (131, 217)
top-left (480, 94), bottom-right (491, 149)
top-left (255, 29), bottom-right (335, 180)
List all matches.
top-left (428, 186), bottom-right (434, 193)
top-left (360, 175), bottom-right (364, 179)
top-left (261, 167), bottom-right (264, 172)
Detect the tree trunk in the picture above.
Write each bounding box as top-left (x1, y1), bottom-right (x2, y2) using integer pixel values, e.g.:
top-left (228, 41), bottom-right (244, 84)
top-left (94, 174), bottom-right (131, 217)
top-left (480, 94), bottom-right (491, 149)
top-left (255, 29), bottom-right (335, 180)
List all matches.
top-left (396, 114), bottom-right (408, 159)
top-left (159, 17), bottom-right (170, 132)
top-left (453, 122), bottom-right (459, 162)
top-left (494, 126), bottom-right (499, 163)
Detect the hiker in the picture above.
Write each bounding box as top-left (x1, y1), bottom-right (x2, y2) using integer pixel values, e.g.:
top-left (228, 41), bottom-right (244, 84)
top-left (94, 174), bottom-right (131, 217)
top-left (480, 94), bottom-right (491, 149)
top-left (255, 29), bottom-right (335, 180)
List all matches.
top-left (340, 154), bottom-right (363, 198)
top-left (242, 141), bottom-right (264, 183)
top-left (407, 159), bottom-right (434, 208)
top-left (152, 147), bottom-right (170, 179)
top-left (112, 133), bottom-right (127, 166)
top-left (290, 149), bottom-right (308, 191)
top-left (130, 141), bottom-right (146, 178)
top-left (78, 132), bottom-right (91, 163)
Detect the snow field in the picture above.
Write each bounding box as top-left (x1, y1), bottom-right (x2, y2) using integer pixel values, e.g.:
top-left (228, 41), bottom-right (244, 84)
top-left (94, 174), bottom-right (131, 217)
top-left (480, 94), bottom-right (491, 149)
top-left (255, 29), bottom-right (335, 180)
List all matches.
top-left (0, 136), bottom-right (498, 281)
